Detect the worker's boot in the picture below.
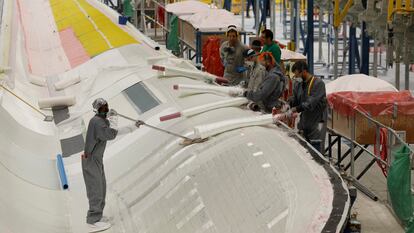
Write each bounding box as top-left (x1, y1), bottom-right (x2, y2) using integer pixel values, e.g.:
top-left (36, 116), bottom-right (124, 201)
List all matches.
top-left (88, 221), bottom-right (112, 233)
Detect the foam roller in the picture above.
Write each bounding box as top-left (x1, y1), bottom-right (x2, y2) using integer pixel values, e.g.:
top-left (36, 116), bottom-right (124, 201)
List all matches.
top-left (38, 96), bottom-right (76, 109)
top-left (29, 75), bottom-right (46, 87)
top-left (54, 76), bottom-right (81, 91)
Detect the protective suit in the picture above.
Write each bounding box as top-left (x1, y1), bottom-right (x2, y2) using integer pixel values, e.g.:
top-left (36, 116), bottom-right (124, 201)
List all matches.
top-left (245, 65), bottom-right (286, 113)
top-left (220, 40), bottom-right (247, 85)
top-left (288, 76), bottom-right (328, 153)
top-left (246, 62), bottom-right (266, 92)
top-left (83, 114), bottom-right (117, 224)
top-left (83, 99), bottom-right (138, 227)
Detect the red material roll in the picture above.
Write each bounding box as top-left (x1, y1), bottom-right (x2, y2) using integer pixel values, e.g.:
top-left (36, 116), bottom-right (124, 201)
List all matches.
top-left (152, 65), bottom-right (165, 71)
top-left (173, 84), bottom-right (179, 90)
top-left (160, 112), bottom-right (181, 121)
top-left (215, 77), bottom-right (229, 85)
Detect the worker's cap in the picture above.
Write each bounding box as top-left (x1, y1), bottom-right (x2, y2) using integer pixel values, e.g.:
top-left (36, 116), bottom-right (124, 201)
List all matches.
top-left (92, 98), bottom-right (108, 111)
top-left (243, 49), bottom-right (257, 58)
top-left (227, 24), bottom-right (239, 34)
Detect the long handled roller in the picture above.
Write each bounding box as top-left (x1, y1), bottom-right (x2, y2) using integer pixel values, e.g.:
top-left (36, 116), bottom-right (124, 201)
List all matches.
top-left (116, 112), bottom-right (207, 146)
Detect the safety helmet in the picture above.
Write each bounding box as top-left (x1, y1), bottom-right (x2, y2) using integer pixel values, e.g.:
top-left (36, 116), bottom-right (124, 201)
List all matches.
top-left (92, 98), bottom-right (108, 112)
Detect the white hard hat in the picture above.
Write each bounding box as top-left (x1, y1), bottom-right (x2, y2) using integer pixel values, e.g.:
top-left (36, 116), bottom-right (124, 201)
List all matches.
top-left (227, 24), bottom-right (239, 34)
top-left (92, 98), bottom-right (108, 111)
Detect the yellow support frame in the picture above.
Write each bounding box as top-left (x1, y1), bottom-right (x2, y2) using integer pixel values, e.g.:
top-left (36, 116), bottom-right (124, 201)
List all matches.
top-left (387, 0), bottom-right (414, 23)
top-left (334, 0), bottom-right (354, 28)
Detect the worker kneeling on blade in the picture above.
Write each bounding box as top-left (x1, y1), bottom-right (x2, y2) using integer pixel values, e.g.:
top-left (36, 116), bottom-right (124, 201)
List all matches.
top-left (82, 98), bottom-right (143, 233)
top-left (230, 52), bottom-right (285, 113)
top-left (276, 61), bottom-right (328, 154)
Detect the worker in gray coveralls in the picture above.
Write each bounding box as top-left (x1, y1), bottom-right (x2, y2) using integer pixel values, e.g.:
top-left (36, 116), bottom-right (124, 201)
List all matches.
top-left (277, 61), bottom-right (328, 154)
top-left (82, 98), bottom-right (143, 233)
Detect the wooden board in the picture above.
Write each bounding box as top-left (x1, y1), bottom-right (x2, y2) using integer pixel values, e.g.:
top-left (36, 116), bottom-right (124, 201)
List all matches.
top-left (329, 109), bottom-right (414, 144)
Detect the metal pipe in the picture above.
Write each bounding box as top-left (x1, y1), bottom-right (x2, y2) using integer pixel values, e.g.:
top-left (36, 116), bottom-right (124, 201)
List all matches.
top-left (349, 177), bottom-right (379, 201)
top-left (405, 51), bottom-right (410, 90)
top-left (373, 39), bottom-right (378, 77)
top-left (334, 28), bottom-right (339, 78)
top-left (307, 0), bottom-right (314, 73)
top-left (356, 158), bottom-right (376, 180)
top-left (270, 0), bottom-right (276, 34)
top-left (317, 7), bottom-right (323, 62)
top-left (396, 57), bottom-right (400, 90)
top-left (351, 116), bottom-right (357, 176)
top-left (140, 0), bottom-right (145, 32)
top-left (255, 0), bottom-right (260, 33)
top-left (241, 0), bottom-right (245, 31)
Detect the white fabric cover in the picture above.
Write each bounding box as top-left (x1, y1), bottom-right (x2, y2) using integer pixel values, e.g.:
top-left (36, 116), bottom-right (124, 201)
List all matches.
top-left (326, 74), bottom-right (398, 95)
top-left (165, 0), bottom-right (210, 15)
top-left (281, 49), bottom-right (307, 61)
top-left (185, 9), bottom-right (240, 32)
top-left (194, 114), bottom-right (274, 139)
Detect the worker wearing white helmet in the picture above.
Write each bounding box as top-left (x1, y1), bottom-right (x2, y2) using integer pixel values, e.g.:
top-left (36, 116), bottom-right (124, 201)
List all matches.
top-left (82, 98), bottom-right (143, 232)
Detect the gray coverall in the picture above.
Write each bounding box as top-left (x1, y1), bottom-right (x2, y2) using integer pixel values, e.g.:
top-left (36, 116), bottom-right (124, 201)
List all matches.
top-left (245, 65), bottom-right (286, 113)
top-left (288, 76), bottom-right (328, 154)
top-left (220, 41), bottom-right (247, 85)
top-left (83, 115), bottom-right (118, 224)
top-left (246, 62), bottom-right (267, 92)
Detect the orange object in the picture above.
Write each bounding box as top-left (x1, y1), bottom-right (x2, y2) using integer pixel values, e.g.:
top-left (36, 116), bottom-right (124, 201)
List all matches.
top-left (202, 37), bottom-right (224, 77)
top-left (374, 128), bottom-right (388, 177)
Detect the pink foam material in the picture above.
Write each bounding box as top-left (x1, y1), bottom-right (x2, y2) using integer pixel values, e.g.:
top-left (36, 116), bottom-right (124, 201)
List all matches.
top-left (59, 28), bottom-right (90, 68)
top-left (159, 112), bottom-right (181, 121)
top-left (16, 0), bottom-right (71, 76)
top-left (173, 84), bottom-right (179, 90)
top-left (152, 65), bottom-right (165, 71)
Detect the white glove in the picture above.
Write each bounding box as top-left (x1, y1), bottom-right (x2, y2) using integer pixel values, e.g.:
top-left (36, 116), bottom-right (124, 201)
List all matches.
top-left (108, 109), bottom-right (117, 117)
top-left (108, 115), bottom-right (118, 129)
top-left (228, 88), bottom-right (245, 97)
top-left (117, 123), bottom-right (137, 135)
top-left (272, 114), bottom-right (286, 123)
top-left (285, 109), bottom-right (293, 118)
top-left (281, 103), bottom-right (290, 113)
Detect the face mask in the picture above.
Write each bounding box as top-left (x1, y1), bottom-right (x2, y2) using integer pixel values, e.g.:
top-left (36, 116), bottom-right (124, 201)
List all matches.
top-left (245, 61), bottom-right (254, 67)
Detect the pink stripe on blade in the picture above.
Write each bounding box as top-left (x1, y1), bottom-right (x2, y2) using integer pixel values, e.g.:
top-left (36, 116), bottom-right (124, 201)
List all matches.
top-left (59, 28), bottom-right (90, 68)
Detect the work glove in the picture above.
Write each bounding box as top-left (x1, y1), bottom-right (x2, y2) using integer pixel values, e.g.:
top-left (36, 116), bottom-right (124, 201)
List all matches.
top-left (236, 66), bottom-right (248, 73)
top-left (228, 88), bottom-right (245, 97)
top-left (238, 80), bottom-right (247, 88)
top-left (135, 120), bottom-right (145, 127)
top-left (108, 109), bottom-right (117, 117)
top-left (247, 102), bottom-right (260, 111)
top-left (281, 103), bottom-right (290, 113)
top-left (108, 115), bottom-right (118, 129)
top-left (272, 114), bottom-right (286, 123)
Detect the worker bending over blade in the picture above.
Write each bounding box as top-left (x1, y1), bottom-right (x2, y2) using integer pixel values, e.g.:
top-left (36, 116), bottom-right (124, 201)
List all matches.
top-left (231, 52), bottom-right (285, 113)
top-left (82, 98), bottom-right (143, 233)
top-left (278, 61), bottom-right (328, 154)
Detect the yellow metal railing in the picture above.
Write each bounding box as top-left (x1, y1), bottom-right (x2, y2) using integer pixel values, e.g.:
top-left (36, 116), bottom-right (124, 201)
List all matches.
top-left (388, 0), bottom-right (414, 23)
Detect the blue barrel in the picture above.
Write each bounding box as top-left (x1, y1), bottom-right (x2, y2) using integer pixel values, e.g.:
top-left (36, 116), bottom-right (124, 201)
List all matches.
top-left (56, 154), bottom-right (69, 190)
top-left (118, 16), bottom-right (128, 25)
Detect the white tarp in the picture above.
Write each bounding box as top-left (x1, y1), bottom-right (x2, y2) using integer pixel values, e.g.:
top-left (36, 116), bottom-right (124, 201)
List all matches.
top-left (185, 9), bottom-right (240, 32)
top-left (281, 49), bottom-right (306, 61)
top-left (165, 0), bottom-right (210, 15)
top-left (326, 74), bottom-right (398, 95)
